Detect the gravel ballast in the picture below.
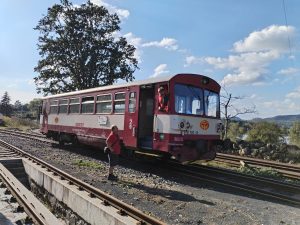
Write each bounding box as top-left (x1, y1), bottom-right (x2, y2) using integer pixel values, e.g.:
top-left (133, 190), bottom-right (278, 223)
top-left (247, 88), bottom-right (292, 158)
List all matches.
top-left (0, 134), bottom-right (299, 225)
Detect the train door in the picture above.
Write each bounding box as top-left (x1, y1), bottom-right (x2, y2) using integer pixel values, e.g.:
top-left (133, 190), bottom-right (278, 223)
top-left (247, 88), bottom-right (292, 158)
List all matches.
top-left (41, 100), bottom-right (49, 133)
top-left (137, 85), bottom-right (155, 149)
top-left (124, 86), bottom-right (139, 147)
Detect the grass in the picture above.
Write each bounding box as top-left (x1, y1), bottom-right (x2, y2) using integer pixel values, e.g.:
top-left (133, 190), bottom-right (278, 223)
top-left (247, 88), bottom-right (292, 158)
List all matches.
top-left (237, 165), bottom-right (283, 179)
top-left (199, 160), bottom-right (300, 184)
top-left (1, 116), bottom-right (39, 131)
top-left (73, 159), bottom-right (104, 170)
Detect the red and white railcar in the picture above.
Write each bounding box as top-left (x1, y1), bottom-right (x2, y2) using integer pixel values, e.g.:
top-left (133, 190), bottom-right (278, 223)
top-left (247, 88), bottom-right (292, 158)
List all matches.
top-left (40, 73), bottom-right (222, 162)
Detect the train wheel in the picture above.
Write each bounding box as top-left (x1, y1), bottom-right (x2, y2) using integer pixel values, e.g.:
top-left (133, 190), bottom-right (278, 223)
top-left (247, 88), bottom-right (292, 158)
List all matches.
top-left (58, 134), bottom-right (65, 146)
top-left (71, 135), bottom-right (79, 146)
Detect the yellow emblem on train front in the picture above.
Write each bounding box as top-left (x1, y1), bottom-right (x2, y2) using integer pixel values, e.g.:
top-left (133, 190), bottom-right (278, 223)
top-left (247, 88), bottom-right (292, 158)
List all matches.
top-left (54, 117), bottom-right (59, 123)
top-left (200, 120), bottom-right (209, 130)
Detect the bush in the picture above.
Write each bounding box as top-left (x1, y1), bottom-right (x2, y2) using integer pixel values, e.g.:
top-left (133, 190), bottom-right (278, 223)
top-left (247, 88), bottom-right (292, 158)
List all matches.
top-left (2, 116), bottom-right (39, 130)
top-left (227, 122), bottom-right (247, 142)
top-left (246, 122), bottom-right (284, 144)
top-left (289, 121), bottom-right (300, 147)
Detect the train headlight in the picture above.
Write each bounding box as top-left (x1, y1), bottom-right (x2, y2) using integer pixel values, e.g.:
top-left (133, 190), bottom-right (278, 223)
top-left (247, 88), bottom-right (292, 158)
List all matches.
top-left (202, 77), bottom-right (210, 85)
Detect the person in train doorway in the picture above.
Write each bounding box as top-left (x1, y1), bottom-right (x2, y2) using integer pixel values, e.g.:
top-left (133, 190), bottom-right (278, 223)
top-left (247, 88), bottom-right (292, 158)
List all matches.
top-left (158, 86), bottom-right (169, 112)
top-left (106, 125), bottom-right (121, 181)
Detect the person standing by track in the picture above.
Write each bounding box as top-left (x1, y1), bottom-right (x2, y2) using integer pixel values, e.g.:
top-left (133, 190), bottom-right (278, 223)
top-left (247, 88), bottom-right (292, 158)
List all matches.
top-left (106, 125), bottom-right (121, 180)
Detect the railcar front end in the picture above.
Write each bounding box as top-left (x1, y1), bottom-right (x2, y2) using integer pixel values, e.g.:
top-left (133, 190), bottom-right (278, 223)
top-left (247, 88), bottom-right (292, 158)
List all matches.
top-left (153, 74), bottom-right (222, 162)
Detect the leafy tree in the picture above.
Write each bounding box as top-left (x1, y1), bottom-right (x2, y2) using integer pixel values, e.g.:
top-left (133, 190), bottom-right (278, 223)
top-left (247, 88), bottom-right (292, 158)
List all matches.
top-left (246, 121), bottom-right (284, 144)
top-left (289, 121), bottom-right (300, 147)
top-left (0, 92), bottom-right (12, 116)
top-left (34, 0), bottom-right (138, 95)
top-left (227, 122), bottom-right (247, 142)
top-left (13, 100), bottom-right (23, 114)
top-left (28, 98), bottom-right (42, 118)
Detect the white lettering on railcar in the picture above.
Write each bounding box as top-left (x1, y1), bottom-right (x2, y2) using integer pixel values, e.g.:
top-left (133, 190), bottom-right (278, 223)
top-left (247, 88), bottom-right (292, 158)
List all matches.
top-left (98, 116), bottom-right (108, 125)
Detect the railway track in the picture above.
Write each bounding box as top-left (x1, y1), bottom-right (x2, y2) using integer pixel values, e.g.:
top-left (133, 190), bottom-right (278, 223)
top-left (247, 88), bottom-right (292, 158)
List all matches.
top-left (2, 129), bottom-right (300, 180)
top-left (165, 160), bottom-right (300, 206)
top-left (0, 145), bottom-right (63, 225)
top-left (0, 138), bottom-right (165, 225)
top-left (0, 129), bottom-right (54, 144)
top-left (215, 153), bottom-right (300, 180)
top-left (1, 129), bottom-right (300, 207)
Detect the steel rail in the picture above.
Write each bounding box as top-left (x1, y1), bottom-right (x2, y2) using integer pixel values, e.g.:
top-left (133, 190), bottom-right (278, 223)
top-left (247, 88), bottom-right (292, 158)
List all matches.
top-left (0, 129), bottom-right (45, 138)
top-left (213, 158), bottom-right (300, 180)
top-left (0, 129), bottom-right (54, 144)
top-left (2, 129), bottom-right (299, 179)
top-left (216, 153), bottom-right (300, 178)
top-left (0, 151), bottom-right (63, 224)
top-left (165, 160), bottom-right (300, 206)
top-left (0, 169), bottom-right (47, 225)
top-left (0, 139), bottom-right (166, 225)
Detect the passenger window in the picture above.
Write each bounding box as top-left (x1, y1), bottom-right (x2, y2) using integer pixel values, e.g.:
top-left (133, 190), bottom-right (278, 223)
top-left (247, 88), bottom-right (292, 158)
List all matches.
top-left (69, 98), bottom-right (80, 114)
top-left (82, 96), bottom-right (94, 114)
top-left (49, 100), bottom-right (58, 114)
top-left (96, 94), bottom-right (112, 114)
top-left (59, 99), bottom-right (68, 114)
top-left (128, 92), bottom-right (136, 113)
top-left (114, 92), bottom-right (125, 113)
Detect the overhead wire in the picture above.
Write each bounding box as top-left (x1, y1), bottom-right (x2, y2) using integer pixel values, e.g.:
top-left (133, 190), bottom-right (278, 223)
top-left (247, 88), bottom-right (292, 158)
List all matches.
top-left (282, 0), bottom-right (293, 60)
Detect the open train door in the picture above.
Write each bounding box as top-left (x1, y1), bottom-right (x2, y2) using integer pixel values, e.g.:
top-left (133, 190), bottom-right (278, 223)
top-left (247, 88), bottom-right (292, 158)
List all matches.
top-left (124, 86), bottom-right (140, 147)
top-left (41, 100), bottom-right (49, 134)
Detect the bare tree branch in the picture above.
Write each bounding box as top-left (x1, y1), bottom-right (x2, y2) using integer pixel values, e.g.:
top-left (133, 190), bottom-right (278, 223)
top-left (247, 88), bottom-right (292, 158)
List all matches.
top-left (220, 85), bottom-right (257, 140)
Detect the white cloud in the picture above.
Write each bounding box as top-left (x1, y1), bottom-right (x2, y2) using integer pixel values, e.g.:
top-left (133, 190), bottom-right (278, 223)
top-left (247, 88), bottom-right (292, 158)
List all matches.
top-left (261, 98), bottom-right (300, 115)
top-left (205, 51), bottom-right (280, 85)
top-left (184, 56), bottom-right (203, 67)
top-left (91, 0), bottom-right (130, 20)
top-left (233, 25), bottom-right (295, 53)
top-left (121, 33), bottom-right (181, 62)
top-left (278, 67), bottom-right (300, 76)
top-left (123, 32), bottom-right (142, 47)
top-left (143, 38), bottom-right (178, 51)
top-left (28, 79), bottom-right (35, 85)
top-left (198, 25), bottom-right (296, 86)
top-left (150, 64), bottom-right (169, 78)
top-left (123, 32), bottom-right (143, 62)
top-left (286, 86), bottom-right (300, 99)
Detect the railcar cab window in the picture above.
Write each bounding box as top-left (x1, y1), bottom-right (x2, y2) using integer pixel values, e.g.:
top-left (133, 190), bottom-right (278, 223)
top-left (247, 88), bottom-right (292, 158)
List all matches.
top-left (158, 86), bottom-right (169, 112)
top-left (114, 92), bottom-right (125, 113)
top-left (82, 96), bottom-right (94, 113)
top-left (204, 90), bottom-right (220, 117)
top-left (49, 100), bottom-right (58, 114)
top-left (128, 92), bottom-right (136, 113)
top-left (69, 98), bottom-right (80, 114)
top-left (174, 84), bottom-right (203, 115)
top-left (96, 94), bottom-right (112, 114)
top-left (59, 99), bottom-right (68, 114)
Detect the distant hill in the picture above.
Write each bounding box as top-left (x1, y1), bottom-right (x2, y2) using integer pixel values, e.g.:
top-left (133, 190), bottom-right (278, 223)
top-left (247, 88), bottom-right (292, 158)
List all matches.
top-left (250, 114), bottom-right (300, 126)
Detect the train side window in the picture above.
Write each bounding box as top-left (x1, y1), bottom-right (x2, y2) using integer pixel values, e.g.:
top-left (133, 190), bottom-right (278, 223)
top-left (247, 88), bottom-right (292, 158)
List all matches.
top-left (96, 94), bottom-right (112, 114)
top-left (49, 100), bottom-right (58, 114)
top-left (82, 96), bottom-right (95, 114)
top-left (114, 92), bottom-right (125, 113)
top-left (128, 92), bottom-right (136, 113)
top-left (59, 99), bottom-right (68, 114)
top-left (69, 98), bottom-right (80, 114)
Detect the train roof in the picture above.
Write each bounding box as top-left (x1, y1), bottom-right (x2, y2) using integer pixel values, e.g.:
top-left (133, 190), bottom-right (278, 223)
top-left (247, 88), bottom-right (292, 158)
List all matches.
top-left (41, 73), bottom-right (215, 100)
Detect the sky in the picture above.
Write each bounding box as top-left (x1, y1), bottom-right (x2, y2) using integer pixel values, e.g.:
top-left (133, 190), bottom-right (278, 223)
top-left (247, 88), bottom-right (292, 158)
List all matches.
top-left (0, 0), bottom-right (300, 119)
